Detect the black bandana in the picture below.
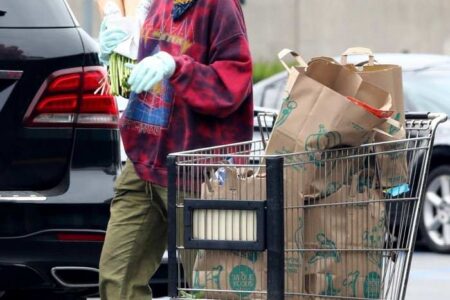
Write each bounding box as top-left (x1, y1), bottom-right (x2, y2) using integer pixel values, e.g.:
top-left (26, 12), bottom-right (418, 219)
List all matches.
top-left (172, 0), bottom-right (197, 20)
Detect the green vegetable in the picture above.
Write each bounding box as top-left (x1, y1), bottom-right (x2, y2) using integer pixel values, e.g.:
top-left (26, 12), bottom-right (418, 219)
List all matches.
top-left (108, 53), bottom-right (135, 98)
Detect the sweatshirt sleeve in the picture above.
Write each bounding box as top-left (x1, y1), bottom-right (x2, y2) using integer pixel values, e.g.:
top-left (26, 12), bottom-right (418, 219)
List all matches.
top-left (169, 2), bottom-right (253, 118)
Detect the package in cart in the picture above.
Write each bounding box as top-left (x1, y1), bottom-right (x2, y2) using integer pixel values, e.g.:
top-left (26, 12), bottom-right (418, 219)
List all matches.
top-left (303, 170), bottom-right (385, 298)
top-left (262, 48), bottom-right (406, 299)
top-left (341, 47), bottom-right (408, 188)
top-left (265, 50), bottom-right (399, 196)
top-left (168, 113), bottom-right (448, 300)
top-left (192, 166), bottom-right (305, 299)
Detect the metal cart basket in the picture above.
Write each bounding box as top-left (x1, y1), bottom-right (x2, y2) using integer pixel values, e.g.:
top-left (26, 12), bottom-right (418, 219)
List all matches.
top-left (167, 112), bottom-right (447, 299)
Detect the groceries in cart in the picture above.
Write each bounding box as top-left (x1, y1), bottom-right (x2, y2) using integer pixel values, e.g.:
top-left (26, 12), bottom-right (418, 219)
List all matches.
top-left (264, 47), bottom-right (407, 298)
top-left (167, 47), bottom-right (448, 300)
top-left (266, 47), bottom-right (407, 193)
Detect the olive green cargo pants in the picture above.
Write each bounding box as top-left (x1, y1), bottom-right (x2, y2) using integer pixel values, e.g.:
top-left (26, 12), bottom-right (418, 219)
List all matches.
top-left (99, 160), bottom-right (169, 300)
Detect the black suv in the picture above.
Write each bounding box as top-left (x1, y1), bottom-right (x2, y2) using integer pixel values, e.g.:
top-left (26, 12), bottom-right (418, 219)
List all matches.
top-left (0, 1), bottom-right (147, 299)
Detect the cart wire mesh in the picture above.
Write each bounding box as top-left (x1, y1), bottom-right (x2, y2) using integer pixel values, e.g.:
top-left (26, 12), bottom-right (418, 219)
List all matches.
top-left (167, 112), bottom-right (447, 300)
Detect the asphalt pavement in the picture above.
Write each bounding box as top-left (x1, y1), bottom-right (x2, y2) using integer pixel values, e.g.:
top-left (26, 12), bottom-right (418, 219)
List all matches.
top-left (406, 251), bottom-right (450, 299)
top-left (88, 250), bottom-right (450, 300)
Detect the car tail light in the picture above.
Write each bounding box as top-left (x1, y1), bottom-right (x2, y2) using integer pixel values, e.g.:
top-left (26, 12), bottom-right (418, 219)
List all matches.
top-left (24, 67), bottom-right (118, 128)
top-left (47, 73), bottom-right (80, 92)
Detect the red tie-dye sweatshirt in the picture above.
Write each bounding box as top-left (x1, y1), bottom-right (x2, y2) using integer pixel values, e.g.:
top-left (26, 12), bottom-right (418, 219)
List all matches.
top-left (120, 0), bottom-right (253, 186)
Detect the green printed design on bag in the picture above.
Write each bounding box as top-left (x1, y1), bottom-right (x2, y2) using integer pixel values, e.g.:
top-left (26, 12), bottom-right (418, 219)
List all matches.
top-left (197, 250), bottom-right (205, 259)
top-left (274, 148), bottom-right (307, 171)
top-left (287, 217), bottom-right (303, 273)
top-left (319, 182), bottom-right (342, 198)
top-left (385, 142), bottom-right (405, 159)
top-left (295, 217), bottom-right (304, 249)
top-left (309, 233), bottom-right (341, 264)
top-left (285, 257), bottom-right (301, 273)
top-left (193, 265), bottom-right (224, 290)
top-left (363, 215), bottom-right (385, 268)
top-left (305, 125), bottom-right (342, 151)
top-left (305, 125), bottom-right (342, 167)
top-left (352, 122), bottom-right (365, 132)
top-left (343, 271), bottom-right (360, 297)
top-left (364, 272), bottom-right (381, 299)
top-left (229, 265), bottom-right (257, 297)
top-left (232, 251), bottom-right (259, 263)
top-left (320, 273), bottom-right (341, 296)
top-left (274, 97), bottom-right (297, 127)
top-left (387, 175), bottom-right (405, 185)
top-left (356, 175), bottom-right (372, 193)
top-left (388, 113), bottom-right (401, 135)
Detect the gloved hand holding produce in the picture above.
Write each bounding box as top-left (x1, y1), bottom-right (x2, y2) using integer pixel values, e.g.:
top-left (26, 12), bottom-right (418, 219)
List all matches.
top-left (97, 0), bottom-right (152, 97)
top-left (126, 51), bottom-right (176, 93)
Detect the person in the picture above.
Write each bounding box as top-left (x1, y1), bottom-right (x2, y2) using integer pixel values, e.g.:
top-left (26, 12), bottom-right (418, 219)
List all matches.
top-left (97, 0), bottom-right (253, 299)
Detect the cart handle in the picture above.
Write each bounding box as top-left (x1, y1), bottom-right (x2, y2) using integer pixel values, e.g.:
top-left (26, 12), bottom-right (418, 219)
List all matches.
top-left (406, 112), bottom-right (448, 121)
top-left (405, 112), bottom-right (431, 120)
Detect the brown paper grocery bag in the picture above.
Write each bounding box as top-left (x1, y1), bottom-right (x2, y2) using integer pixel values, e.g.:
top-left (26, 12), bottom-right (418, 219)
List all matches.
top-left (192, 169), bottom-right (268, 299)
top-left (197, 168), bottom-right (266, 242)
top-left (283, 165), bottom-right (307, 299)
top-left (303, 170), bottom-right (385, 298)
top-left (193, 250), bottom-right (267, 300)
top-left (304, 257), bottom-right (383, 299)
top-left (193, 248), bottom-right (305, 300)
top-left (266, 50), bottom-right (394, 195)
top-left (341, 47), bottom-right (408, 188)
top-left (194, 166), bottom-right (305, 299)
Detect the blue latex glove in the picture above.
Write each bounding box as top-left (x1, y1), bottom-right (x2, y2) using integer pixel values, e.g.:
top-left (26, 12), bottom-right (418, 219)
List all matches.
top-left (98, 19), bottom-right (129, 65)
top-left (126, 51), bottom-right (176, 94)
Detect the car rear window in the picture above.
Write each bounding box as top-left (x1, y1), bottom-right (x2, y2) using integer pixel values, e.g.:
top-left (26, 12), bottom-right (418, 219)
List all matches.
top-left (404, 70), bottom-right (450, 116)
top-left (0, 0), bottom-right (75, 28)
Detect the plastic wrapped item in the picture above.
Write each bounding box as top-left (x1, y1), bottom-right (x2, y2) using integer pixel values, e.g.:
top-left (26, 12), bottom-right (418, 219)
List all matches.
top-left (103, 1), bottom-right (122, 18)
top-left (384, 183), bottom-right (410, 197)
top-left (215, 167), bottom-right (227, 185)
top-left (136, 0), bottom-right (153, 26)
top-left (214, 158), bottom-right (234, 185)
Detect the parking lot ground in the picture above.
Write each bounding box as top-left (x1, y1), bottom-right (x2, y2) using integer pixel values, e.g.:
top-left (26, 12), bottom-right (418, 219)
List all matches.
top-left (89, 250), bottom-right (450, 300)
top-left (406, 250), bottom-right (450, 299)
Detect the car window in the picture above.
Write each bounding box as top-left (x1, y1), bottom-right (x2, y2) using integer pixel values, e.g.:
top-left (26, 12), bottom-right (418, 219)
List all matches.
top-left (403, 70), bottom-right (450, 116)
top-left (0, 0), bottom-right (75, 28)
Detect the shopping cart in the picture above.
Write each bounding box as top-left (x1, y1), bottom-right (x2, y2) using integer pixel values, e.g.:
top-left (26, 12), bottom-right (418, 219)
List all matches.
top-left (167, 112), bottom-right (447, 299)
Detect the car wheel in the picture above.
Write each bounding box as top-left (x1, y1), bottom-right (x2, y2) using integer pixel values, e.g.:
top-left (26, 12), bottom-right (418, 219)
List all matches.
top-left (420, 165), bottom-right (450, 253)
